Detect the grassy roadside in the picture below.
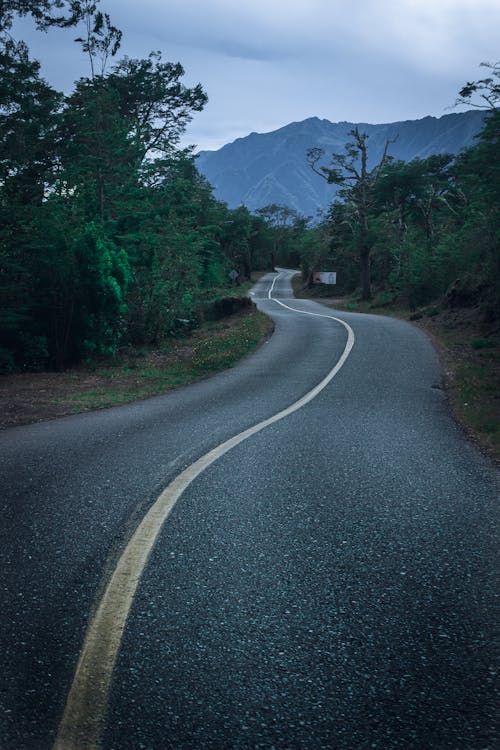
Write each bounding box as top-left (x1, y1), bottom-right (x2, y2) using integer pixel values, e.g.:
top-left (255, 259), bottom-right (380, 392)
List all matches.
top-left (0, 307), bottom-right (272, 430)
top-left (293, 277), bottom-right (500, 464)
top-left (61, 310), bottom-right (271, 410)
top-left (410, 313), bottom-right (499, 464)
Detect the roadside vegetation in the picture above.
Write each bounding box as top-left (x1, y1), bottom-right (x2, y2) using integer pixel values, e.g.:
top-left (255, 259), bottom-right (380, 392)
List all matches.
top-left (0, 303), bottom-right (271, 429)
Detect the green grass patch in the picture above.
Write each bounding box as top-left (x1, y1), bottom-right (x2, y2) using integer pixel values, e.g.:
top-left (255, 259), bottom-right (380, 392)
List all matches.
top-left (64, 309), bottom-right (271, 413)
top-left (453, 354), bottom-right (500, 448)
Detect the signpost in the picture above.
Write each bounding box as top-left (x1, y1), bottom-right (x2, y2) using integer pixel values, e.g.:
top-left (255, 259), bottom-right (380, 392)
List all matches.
top-left (229, 269), bottom-right (239, 283)
top-left (313, 271), bottom-right (337, 285)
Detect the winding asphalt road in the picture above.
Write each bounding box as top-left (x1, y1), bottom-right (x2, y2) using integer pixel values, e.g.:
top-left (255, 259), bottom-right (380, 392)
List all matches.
top-left (0, 270), bottom-right (498, 749)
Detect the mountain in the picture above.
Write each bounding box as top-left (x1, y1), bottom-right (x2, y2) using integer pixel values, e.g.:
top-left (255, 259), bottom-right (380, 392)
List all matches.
top-left (196, 111), bottom-right (486, 217)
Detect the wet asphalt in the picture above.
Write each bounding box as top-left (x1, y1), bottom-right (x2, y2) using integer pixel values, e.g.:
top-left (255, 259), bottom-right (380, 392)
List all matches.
top-left (0, 270), bottom-right (498, 749)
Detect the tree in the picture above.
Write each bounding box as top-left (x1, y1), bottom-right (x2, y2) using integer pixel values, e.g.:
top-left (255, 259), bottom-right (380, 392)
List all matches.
top-left (0, 38), bottom-right (62, 201)
top-left (319, 200), bottom-right (360, 293)
top-left (73, 1), bottom-right (122, 78)
top-left (59, 51), bottom-right (208, 220)
top-left (247, 214), bottom-right (274, 274)
top-left (296, 224), bottom-right (331, 289)
top-left (217, 206), bottom-right (253, 280)
top-left (1, 1), bottom-right (75, 32)
top-left (0, 0), bottom-right (272, 371)
top-left (0, 30), bottom-right (65, 369)
top-left (255, 203), bottom-right (305, 269)
top-left (61, 76), bottom-right (134, 219)
top-left (374, 155), bottom-right (458, 247)
top-left (108, 53), bottom-right (207, 165)
top-left (71, 221), bottom-right (130, 358)
top-left (307, 127), bottom-right (393, 300)
top-left (0, 1), bottom-right (102, 37)
top-left (449, 110), bottom-right (500, 318)
top-left (456, 61), bottom-right (499, 110)
top-left (446, 64), bottom-right (500, 317)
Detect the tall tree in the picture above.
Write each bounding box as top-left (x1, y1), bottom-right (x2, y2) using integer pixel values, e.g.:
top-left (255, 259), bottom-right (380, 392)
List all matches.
top-left (0, 30), bottom-right (64, 369)
top-left (307, 128), bottom-right (393, 299)
top-left (61, 76), bottom-right (133, 219)
top-left (108, 53), bottom-right (207, 165)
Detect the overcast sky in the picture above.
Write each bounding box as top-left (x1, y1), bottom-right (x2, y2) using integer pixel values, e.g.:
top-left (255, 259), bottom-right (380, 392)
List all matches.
top-left (14, 0), bottom-right (500, 151)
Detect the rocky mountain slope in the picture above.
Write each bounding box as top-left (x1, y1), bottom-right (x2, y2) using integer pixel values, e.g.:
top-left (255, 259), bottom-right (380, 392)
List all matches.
top-left (196, 111), bottom-right (486, 217)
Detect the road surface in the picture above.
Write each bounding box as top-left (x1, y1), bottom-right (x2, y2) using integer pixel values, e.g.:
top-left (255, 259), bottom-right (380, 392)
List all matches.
top-left (0, 270), bottom-right (498, 749)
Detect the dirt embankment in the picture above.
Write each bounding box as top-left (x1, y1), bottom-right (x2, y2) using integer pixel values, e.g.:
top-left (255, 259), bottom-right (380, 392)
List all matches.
top-left (0, 349), bottom-right (190, 430)
top-left (410, 308), bottom-right (499, 464)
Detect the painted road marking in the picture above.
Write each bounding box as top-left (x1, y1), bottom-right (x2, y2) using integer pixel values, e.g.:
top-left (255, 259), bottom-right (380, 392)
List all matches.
top-left (53, 272), bottom-right (355, 750)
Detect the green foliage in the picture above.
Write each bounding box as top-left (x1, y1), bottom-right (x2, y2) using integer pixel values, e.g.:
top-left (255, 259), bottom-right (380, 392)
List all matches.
top-left (305, 100), bottom-right (499, 318)
top-left (72, 222), bottom-right (130, 358)
top-left (308, 127), bottom-right (394, 299)
top-left (255, 204), bottom-right (311, 269)
top-left (74, 3), bottom-right (122, 77)
top-left (1, 7), bottom-right (267, 372)
top-left (0, 2), bottom-right (81, 33)
top-left (299, 65), bottom-right (500, 316)
top-left (456, 61), bottom-right (500, 110)
top-left (109, 53), bottom-right (207, 161)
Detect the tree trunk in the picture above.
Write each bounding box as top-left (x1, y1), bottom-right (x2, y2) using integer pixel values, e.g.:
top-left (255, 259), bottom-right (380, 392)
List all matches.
top-left (270, 248), bottom-right (276, 271)
top-left (360, 249), bottom-right (371, 301)
top-left (357, 132), bottom-right (371, 300)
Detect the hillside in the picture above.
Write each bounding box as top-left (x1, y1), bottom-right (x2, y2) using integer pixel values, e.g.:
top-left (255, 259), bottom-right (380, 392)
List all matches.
top-left (196, 111), bottom-right (486, 216)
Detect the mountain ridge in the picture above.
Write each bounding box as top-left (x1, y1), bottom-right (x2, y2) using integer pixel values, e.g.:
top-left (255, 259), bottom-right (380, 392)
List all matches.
top-left (196, 111), bottom-right (486, 216)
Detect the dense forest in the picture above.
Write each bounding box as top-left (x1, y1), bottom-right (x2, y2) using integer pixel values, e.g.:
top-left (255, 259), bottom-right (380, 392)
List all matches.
top-left (0, 0), bottom-right (278, 372)
top-left (1, 1), bottom-right (498, 374)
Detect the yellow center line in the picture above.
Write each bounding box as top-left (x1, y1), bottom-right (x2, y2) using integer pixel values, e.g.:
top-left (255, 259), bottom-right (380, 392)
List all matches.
top-left (53, 273), bottom-right (355, 749)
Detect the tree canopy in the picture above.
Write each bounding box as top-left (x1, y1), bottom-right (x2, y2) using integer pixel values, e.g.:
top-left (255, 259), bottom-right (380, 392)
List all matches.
top-left (0, 1), bottom-right (272, 372)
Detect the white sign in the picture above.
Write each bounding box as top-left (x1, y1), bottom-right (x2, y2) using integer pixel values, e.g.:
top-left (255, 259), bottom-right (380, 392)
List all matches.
top-left (313, 271), bottom-right (337, 285)
top-left (229, 269), bottom-right (239, 281)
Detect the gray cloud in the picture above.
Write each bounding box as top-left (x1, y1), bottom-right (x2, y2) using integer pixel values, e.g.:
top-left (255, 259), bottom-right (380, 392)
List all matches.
top-left (13, 0), bottom-right (500, 151)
